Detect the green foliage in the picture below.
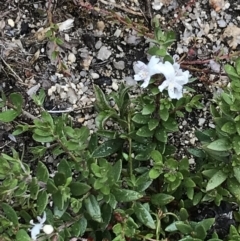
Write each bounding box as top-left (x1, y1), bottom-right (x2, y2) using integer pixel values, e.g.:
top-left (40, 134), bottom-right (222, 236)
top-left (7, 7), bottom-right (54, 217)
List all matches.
top-left (1, 23), bottom-right (239, 241)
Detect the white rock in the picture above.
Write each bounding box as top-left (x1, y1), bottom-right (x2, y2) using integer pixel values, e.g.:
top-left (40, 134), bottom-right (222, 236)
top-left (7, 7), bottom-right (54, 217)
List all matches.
top-left (125, 76), bottom-right (136, 86)
top-left (91, 73), bottom-right (100, 79)
top-left (60, 91), bottom-right (67, 99)
top-left (97, 46), bottom-right (111, 60)
top-left (114, 29), bottom-right (122, 37)
top-left (113, 60), bottom-right (125, 70)
top-left (198, 118), bottom-right (206, 126)
top-left (68, 53), bottom-right (76, 63)
top-left (97, 21), bottom-right (105, 31)
top-left (112, 82), bottom-right (118, 91)
top-left (217, 19), bottom-right (227, 28)
top-left (67, 88), bottom-right (78, 104)
top-left (95, 40), bottom-right (102, 49)
top-left (7, 19), bottom-right (15, 27)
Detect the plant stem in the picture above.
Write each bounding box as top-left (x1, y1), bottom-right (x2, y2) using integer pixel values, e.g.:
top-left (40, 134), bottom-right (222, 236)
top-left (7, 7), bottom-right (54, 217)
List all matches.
top-left (127, 113), bottom-right (133, 178)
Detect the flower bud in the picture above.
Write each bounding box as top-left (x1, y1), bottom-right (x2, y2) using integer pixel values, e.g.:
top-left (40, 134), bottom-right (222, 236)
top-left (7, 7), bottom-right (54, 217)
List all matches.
top-left (43, 224), bottom-right (54, 235)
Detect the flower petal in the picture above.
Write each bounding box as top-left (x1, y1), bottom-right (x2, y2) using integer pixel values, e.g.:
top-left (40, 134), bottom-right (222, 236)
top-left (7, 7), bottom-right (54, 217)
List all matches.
top-left (168, 82), bottom-right (183, 99)
top-left (148, 56), bottom-right (161, 66)
top-left (174, 75), bottom-right (188, 85)
top-left (31, 224), bottom-right (43, 240)
top-left (133, 61), bottom-right (148, 74)
top-left (134, 74), bottom-right (143, 81)
top-left (158, 62), bottom-right (175, 80)
top-left (141, 76), bottom-right (151, 88)
top-left (41, 212), bottom-right (47, 224)
top-left (158, 80), bottom-right (170, 92)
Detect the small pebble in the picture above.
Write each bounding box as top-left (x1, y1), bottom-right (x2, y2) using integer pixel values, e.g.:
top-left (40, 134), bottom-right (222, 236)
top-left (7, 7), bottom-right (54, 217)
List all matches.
top-left (91, 73), bottom-right (100, 79)
top-left (113, 60), bottom-right (125, 70)
top-left (97, 21), bottom-right (105, 31)
top-left (112, 82), bottom-right (118, 91)
top-left (68, 53), bottom-right (76, 63)
top-left (7, 19), bottom-right (15, 27)
top-left (97, 46), bottom-right (112, 60)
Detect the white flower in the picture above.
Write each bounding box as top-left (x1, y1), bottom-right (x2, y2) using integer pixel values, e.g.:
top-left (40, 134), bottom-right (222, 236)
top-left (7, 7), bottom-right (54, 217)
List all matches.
top-left (29, 212), bottom-right (46, 240)
top-left (43, 224), bottom-right (54, 235)
top-left (158, 61), bottom-right (190, 99)
top-left (133, 56), bottom-right (162, 88)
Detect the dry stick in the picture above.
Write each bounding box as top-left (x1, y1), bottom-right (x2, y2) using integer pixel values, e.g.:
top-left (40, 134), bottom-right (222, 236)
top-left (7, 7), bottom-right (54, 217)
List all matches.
top-left (99, 0), bottom-right (143, 16)
top-left (76, 0), bottom-right (153, 38)
top-left (7, 102), bottom-right (38, 121)
top-left (0, 56), bottom-right (28, 86)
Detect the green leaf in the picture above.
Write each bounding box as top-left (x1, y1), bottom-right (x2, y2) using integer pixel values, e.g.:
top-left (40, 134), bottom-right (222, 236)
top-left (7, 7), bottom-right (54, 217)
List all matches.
top-left (52, 190), bottom-right (64, 210)
top-left (2, 203), bottom-right (19, 225)
top-left (79, 217), bottom-right (87, 236)
top-left (206, 170), bottom-right (227, 191)
top-left (221, 122), bottom-right (236, 134)
top-left (179, 208), bottom-right (189, 221)
top-left (159, 107), bottom-right (169, 121)
top-left (36, 161), bottom-right (49, 182)
top-left (112, 188), bottom-right (142, 202)
top-left (84, 194), bottom-right (102, 222)
top-left (187, 148), bottom-right (206, 158)
top-left (136, 125), bottom-right (154, 137)
top-left (111, 159), bottom-right (122, 182)
top-left (92, 138), bottom-right (124, 158)
top-left (162, 118), bottom-right (178, 132)
top-left (16, 229), bottom-right (31, 241)
top-left (207, 138), bottom-right (232, 151)
top-left (41, 111), bottom-right (54, 128)
top-left (155, 127), bottom-right (167, 142)
top-left (233, 136), bottom-right (240, 155)
top-left (142, 104), bottom-right (155, 115)
top-left (69, 182), bottom-right (91, 196)
top-left (151, 193), bottom-right (174, 206)
top-left (236, 57), bottom-right (240, 75)
top-left (37, 190), bottom-right (48, 214)
top-left (234, 166), bottom-right (240, 184)
top-left (34, 128), bottom-right (53, 137)
top-left (199, 218), bottom-right (215, 232)
top-left (193, 192), bottom-right (203, 205)
top-left (32, 134), bottom-right (55, 143)
top-left (101, 203), bottom-right (112, 230)
top-left (135, 172), bottom-right (152, 192)
top-left (149, 168), bottom-right (161, 179)
top-left (94, 85), bottom-right (112, 111)
top-left (132, 113), bottom-right (150, 124)
top-left (0, 109), bottom-right (19, 122)
top-left (55, 37), bottom-right (64, 45)
top-left (186, 187), bottom-right (194, 200)
top-left (183, 178), bottom-right (196, 188)
top-left (224, 64), bottom-right (240, 80)
top-left (151, 150), bottom-right (162, 164)
top-left (175, 221), bottom-right (193, 234)
top-left (10, 93), bottom-right (23, 112)
top-left (47, 179), bottom-right (58, 193)
top-left (195, 225), bottom-right (207, 239)
top-left (134, 202), bottom-right (156, 229)
top-left (71, 221), bottom-right (81, 236)
top-left (148, 119), bottom-right (159, 131)
top-left (29, 177), bottom-right (40, 199)
top-left (89, 133), bottom-right (98, 153)
top-left (58, 159), bottom-right (72, 178)
top-left (96, 111), bottom-right (118, 129)
top-left (54, 172), bottom-right (66, 186)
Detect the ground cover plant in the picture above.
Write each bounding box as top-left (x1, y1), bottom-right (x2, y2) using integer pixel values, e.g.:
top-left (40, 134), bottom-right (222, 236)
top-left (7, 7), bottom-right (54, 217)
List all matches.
top-left (1, 1), bottom-right (240, 241)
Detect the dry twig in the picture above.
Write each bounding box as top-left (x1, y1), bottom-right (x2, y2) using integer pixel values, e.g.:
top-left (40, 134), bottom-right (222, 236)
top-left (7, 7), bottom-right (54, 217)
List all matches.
top-left (99, 0), bottom-right (143, 16)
